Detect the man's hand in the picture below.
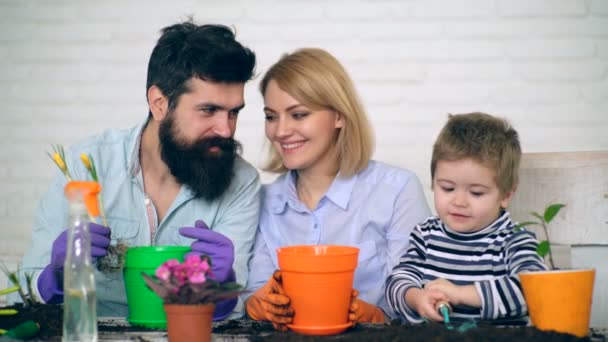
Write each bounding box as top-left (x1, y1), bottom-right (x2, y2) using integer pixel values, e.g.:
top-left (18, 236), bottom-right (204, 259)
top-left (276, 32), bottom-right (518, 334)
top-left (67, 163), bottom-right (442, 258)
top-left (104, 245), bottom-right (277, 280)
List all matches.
top-left (38, 223), bottom-right (111, 303)
top-left (245, 271), bottom-right (294, 331)
top-left (348, 289), bottom-right (386, 325)
top-left (179, 220), bottom-right (235, 283)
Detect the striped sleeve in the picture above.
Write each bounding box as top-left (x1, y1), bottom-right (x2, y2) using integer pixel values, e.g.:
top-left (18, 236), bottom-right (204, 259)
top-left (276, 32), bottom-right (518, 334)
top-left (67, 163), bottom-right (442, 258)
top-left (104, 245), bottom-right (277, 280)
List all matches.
top-left (475, 229), bottom-right (548, 320)
top-left (385, 222), bottom-right (428, 323)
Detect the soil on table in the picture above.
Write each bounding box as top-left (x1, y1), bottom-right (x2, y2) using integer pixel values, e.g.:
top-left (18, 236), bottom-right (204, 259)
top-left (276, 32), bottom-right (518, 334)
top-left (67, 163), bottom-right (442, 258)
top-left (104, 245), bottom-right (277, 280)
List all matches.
top-left (0, 303), bottom-right (62, 340)
top-left (0, 304), bottom-right (597, 341)
top-left (214, 319), bottom-right (593, 342)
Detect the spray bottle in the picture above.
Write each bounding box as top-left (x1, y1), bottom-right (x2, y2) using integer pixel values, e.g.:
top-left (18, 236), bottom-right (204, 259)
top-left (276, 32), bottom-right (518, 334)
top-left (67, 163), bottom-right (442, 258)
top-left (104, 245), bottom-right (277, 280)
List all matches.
top-left (62, 181), bottom-right (100, 342)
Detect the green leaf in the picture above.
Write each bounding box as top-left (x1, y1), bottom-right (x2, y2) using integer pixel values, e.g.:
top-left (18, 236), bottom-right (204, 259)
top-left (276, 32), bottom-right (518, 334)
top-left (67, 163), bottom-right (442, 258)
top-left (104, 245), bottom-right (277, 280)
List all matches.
top-left (88, 154), bottom-right (99, 182)
top-left (544, 203), bottom-right (566, 223)
top-left (515, 221), bottom-right (539, 231)
top-left (142, 273), bottom-right (170, 300)
top-left (0, 286), bottom-right (19, 296)
top-left (0, 309), bottom-right (18, 315)
top-left (537, 240), bottom-right (550, 258)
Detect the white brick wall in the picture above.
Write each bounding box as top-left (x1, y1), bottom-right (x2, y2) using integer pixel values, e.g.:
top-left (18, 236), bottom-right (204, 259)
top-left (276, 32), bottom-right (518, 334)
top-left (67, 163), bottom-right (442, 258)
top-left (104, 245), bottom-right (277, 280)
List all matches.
top-left (1, 0), bottom-right (607, 319)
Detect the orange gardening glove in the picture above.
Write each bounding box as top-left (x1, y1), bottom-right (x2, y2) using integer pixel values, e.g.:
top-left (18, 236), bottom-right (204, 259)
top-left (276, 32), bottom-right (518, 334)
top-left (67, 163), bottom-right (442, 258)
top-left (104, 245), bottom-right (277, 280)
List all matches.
top-left (348, 289), bottom-right (386, 325)
top-left (245, 270), bottom-right (294, 331)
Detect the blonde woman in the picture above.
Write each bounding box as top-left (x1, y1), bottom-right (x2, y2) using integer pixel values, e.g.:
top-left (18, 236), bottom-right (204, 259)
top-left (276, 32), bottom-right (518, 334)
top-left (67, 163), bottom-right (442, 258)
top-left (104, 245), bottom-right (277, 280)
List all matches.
top-left (245, 48), bottom-right (430, 329)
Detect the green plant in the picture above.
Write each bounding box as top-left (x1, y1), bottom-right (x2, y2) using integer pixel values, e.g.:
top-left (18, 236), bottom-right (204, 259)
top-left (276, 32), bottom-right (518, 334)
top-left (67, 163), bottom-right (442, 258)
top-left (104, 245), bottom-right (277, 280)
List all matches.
top-left (516, 203), bottom-right (566, 270)
top-left (1, 263), bottom-right (37, 307)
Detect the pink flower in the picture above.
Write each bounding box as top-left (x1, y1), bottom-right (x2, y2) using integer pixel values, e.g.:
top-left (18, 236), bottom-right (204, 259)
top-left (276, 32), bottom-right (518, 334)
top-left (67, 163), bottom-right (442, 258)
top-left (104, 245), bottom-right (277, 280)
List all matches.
top-left (155, 265), bottom-right (171, 281)
top-left (174, 264), bottom-right (189, 287)
top-left (185, 254), bottom-right (202, 268)
top-left (164, 259), bottom-right (180, 268)
top-left (188, 271), bottom-right (207, 284)
top-left (143, 254), bottom-right (241, 305)
top-left (199, 259), bottom-right (210, 273)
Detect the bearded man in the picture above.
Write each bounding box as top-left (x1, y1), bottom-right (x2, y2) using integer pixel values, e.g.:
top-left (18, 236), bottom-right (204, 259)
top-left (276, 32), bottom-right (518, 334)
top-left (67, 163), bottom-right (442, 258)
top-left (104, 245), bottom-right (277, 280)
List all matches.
top-left (19, 20), bottom-right (259, 320)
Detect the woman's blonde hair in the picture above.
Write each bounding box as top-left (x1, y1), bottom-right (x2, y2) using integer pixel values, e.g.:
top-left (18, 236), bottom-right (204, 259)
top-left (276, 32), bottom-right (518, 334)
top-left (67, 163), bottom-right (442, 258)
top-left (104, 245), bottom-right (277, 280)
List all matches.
top-left (259, 48), bottom-right (374, 177)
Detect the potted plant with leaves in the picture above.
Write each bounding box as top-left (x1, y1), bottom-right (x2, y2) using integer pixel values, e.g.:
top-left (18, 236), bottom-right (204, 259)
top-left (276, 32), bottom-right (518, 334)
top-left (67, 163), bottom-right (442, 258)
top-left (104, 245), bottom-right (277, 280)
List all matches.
top-left (517, 204), bottom-right (596, 337)
top-left (142, 254), bottom-right (242, 342)
top-left (0, 264), bottom-right (58, 339)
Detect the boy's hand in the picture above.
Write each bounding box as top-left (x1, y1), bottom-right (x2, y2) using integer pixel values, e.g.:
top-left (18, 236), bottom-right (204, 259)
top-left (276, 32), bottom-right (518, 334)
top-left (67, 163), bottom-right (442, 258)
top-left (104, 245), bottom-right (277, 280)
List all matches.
top-left (425, 278), bottom-right (481, 308)
top-left (405, 287), bottom-right (448, 322)
top-left (425, 278), bottom-right (460, 305)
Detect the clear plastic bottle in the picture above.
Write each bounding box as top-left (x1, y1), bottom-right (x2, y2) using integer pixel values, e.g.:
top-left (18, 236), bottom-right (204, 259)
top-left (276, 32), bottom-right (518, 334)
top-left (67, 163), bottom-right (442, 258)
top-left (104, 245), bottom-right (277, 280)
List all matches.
top-left (62, 181), bottom-right (100, 342)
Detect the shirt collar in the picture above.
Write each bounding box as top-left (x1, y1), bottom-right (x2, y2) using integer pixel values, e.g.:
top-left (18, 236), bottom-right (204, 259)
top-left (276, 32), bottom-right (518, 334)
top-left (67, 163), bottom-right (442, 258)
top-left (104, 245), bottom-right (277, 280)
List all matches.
top-left (270, 169), bottom-right (357, 214)
top-left (324, 172), bottom-right (357, 210)
top-left (127, 120), bottom-right (148, 179)
top-left (442, 210), bottom-right (511, 240)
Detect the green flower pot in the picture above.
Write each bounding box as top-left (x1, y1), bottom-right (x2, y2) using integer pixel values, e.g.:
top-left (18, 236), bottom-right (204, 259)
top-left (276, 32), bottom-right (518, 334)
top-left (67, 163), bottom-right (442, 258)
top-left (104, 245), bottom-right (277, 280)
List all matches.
top-left (123, 246), bottom-right (190, 329)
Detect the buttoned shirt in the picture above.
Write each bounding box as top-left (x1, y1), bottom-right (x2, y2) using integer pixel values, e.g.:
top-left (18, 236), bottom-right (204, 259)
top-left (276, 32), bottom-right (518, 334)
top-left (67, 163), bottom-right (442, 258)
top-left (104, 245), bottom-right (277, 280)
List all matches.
top-left (18, 123), bottom-right (261, 318)
top-left (246, 161), bottom-right (430, 317)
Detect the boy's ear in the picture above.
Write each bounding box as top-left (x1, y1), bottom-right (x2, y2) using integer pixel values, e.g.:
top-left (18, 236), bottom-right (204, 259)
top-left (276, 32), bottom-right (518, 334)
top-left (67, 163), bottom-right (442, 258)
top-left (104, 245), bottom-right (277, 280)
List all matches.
top-left (148, 85), bottom-right (169, 122)
top-left (500, 186), bottom-right (517, 208)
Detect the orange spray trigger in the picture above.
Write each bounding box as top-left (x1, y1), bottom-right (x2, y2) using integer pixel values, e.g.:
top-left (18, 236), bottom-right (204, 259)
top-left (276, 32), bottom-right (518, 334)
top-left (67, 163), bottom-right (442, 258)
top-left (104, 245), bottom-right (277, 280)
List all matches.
top-left (64, 181), bottom-right (102, 217)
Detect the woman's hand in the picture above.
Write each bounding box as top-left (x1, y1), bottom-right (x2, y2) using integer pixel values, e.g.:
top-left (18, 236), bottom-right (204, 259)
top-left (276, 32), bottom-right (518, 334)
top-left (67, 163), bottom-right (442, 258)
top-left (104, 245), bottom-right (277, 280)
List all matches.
top-left (348, 289), bottom-right (386, 325)
top-left (245, 271), bottom-right (294, 331)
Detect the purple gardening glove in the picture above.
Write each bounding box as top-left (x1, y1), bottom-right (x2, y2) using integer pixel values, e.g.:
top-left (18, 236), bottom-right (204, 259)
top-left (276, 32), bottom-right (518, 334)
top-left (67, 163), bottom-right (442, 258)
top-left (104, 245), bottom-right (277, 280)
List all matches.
top-left (179, 220), bottom-right (235, 283)
top-left (179, 220), bottom-right (237, 320)
top-left (38, 223), bottom-right (111, 303)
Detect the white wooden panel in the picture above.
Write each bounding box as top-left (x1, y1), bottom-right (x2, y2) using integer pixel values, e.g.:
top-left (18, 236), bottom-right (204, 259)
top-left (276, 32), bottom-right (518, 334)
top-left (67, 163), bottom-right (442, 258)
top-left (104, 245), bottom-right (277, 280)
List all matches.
top-left (510, 151), bottom-right (608, 244)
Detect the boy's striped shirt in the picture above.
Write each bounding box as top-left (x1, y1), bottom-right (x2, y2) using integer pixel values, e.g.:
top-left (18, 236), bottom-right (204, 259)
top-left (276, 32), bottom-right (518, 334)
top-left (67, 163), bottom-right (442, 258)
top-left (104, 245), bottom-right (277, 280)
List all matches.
top-left (386, 211), bottom-right (548, 323)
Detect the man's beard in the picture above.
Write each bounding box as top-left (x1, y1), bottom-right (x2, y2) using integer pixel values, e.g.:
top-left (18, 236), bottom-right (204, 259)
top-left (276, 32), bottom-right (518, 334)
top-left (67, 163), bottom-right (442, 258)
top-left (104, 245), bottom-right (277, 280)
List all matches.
top-left (159, 114), bottom-right (241, 201)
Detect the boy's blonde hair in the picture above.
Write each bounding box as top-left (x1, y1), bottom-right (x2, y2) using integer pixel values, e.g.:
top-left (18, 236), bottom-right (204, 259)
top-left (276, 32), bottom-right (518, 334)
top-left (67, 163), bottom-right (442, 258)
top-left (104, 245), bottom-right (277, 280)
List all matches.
top-left (259, 48), bottom-right (374, 177)
top-left (431, 112), bottom-right (521, 195)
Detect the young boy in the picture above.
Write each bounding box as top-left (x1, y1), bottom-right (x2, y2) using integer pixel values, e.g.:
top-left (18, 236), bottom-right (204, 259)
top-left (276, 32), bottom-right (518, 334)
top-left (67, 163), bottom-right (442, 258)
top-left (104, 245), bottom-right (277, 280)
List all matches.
top-left (385, 112), bottom-right (547, 324)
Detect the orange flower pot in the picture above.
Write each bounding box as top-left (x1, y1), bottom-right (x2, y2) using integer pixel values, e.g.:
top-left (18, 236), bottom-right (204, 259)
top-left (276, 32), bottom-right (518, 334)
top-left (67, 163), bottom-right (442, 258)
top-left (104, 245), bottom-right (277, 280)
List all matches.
top-left (164, 303), bottom-right (215, 342)
top-left (277, 245), bottom-right (359, 336)
top-left (520, 269), bottom-right (595, 337)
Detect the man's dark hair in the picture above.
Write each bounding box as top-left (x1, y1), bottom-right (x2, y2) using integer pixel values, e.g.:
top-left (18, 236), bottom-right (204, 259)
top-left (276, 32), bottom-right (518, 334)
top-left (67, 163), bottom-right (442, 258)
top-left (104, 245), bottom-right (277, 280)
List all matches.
top-left (146, 20), bottom-right (256, 117)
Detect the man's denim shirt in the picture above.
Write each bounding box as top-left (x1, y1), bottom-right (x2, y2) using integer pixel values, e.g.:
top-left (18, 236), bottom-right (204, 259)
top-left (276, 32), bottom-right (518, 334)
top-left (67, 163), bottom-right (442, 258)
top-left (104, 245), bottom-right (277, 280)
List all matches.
top-left (18, 123), bottom-right (261, 318)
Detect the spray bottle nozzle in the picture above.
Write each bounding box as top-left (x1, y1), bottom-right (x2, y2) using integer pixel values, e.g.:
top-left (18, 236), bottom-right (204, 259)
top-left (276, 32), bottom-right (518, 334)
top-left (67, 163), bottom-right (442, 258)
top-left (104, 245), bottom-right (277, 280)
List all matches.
top-left (64, 181), bottom-right (101, 217)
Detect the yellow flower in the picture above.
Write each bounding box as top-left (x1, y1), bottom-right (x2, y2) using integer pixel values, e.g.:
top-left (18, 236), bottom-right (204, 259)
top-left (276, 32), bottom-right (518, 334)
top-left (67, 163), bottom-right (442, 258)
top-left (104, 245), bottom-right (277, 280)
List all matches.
top-left (80, 153), bottom-right (92, 171)
top-left (48, 145), bottom-right (72, 181)
top-left (80, 153), bottom-right (98, 182)
top-left (52, 153), bottom-right (67, 173)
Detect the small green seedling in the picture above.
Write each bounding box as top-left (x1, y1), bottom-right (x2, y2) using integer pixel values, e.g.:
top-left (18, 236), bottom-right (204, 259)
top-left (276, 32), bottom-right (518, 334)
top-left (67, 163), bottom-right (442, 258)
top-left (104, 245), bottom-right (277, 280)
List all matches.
top-left (516, 203), bottom-right (566, 270)
top-left (1, 263), bottom-right (37, 307)
top-left (0, 286), bottom-right (19, 297)
top-left (0, 309), bottom-right (18, 315)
